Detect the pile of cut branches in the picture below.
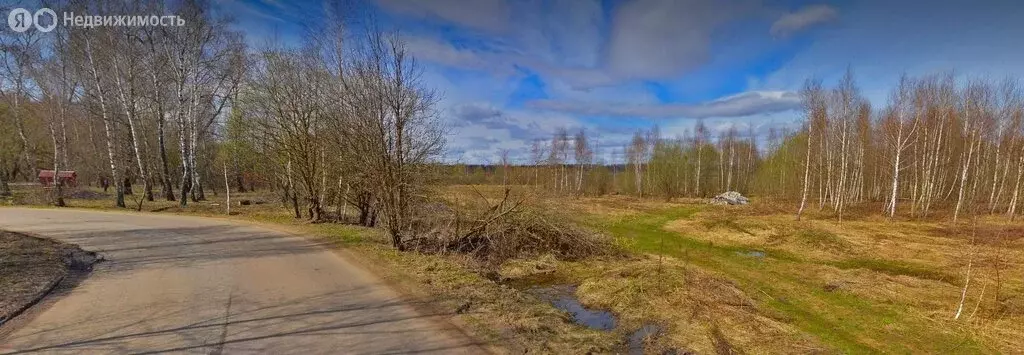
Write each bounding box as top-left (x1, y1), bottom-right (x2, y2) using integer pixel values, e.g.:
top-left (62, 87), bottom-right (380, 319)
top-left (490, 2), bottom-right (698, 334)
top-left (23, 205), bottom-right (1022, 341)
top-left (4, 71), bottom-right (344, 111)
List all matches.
top-left (406, 189), bottom-right (614, 265)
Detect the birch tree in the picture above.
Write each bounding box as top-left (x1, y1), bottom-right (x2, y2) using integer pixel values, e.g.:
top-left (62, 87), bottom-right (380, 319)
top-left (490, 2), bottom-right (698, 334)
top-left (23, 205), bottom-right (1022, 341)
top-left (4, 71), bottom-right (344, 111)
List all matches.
top-left (797, 79), bottom-right (825, 220)
top-left (882, 76), bottom-right (920, 217)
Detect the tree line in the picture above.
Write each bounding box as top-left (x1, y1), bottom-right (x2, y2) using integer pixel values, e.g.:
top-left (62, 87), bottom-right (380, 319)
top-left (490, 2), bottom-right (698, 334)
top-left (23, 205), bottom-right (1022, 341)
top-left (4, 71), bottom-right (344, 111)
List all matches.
top-left (446, 70), bottom-right (1024, 222)
top-left (3, 1), bottom-right (1021, 233)
top-left (0, 1), bottom-right (442, 249)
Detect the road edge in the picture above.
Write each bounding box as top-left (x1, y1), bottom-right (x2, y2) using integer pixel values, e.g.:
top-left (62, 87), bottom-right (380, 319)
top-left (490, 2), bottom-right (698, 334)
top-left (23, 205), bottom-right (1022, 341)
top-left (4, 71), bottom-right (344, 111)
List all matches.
top-left (0, 206), bottom-right (502, 354)
top-left (0, 229), bottom-right (99, 335)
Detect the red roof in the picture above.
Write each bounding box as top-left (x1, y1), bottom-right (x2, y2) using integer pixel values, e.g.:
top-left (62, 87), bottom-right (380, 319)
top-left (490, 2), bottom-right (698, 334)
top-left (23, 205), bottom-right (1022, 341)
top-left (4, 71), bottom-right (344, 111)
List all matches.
top-left (38, 170), bottom-right (77, 178)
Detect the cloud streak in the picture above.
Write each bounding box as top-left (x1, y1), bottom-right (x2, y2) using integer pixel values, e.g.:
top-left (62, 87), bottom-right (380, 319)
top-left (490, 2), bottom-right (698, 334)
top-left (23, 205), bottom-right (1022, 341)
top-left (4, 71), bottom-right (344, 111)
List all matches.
top-left (375, 0), bottom-right (510, 33)
top-left (770, 4), bottom-right (838, 38)
top-left (527, 91), bottom-right (801, 119)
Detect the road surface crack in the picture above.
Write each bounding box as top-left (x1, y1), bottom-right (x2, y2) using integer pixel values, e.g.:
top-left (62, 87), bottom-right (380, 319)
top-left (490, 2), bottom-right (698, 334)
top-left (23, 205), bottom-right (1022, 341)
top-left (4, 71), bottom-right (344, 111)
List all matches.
top-left (209, 290), bottom-right (234, 355)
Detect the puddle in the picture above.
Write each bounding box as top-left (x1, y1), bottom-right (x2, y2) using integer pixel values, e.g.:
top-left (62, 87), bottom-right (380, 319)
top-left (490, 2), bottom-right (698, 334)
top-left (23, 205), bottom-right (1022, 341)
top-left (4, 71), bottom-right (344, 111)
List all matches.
top-left (628, 324), bottom-right (662, 354)
top-left (527, 285), bottom-right (616, 330)
top-left (736, 250), bottom-right (765, 258)
top-left (510, 276), bottom-right (669, 351)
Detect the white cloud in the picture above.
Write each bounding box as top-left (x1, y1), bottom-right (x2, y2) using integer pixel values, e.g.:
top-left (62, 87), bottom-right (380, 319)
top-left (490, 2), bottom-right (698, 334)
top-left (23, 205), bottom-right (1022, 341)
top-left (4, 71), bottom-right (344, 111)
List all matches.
top-left (530, 0), bottom-right (604, 68)
top-left (403, 35), bottom-right (503, 74)
top-left (375, 0), bottom-right (510, 33)
top-left (762, 0), bottom-right (1024, 98)
top-left (444, 103), bottom-right (589, 163)
top-left (527, 90), bottom-right (800, 119)
top-left (770, 4), bottom-right (838, 38)
top-left (381, 0), bottom-right (756, 89)
top-left (604, 0), bottom-right (748, 82)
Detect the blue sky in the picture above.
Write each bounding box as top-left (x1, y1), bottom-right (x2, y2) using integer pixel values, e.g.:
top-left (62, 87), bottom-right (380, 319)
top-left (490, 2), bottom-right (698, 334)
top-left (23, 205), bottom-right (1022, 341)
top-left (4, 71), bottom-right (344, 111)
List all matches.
top-left (216, 0), bottom-right (1024, 163)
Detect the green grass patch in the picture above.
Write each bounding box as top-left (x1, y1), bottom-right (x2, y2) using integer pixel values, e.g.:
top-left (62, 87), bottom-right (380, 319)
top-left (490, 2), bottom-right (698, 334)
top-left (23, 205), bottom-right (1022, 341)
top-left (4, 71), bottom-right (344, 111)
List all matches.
top-left (581, 205), bottom-right (992, 354)
top-left (828, 258), bottom-right (955, 284)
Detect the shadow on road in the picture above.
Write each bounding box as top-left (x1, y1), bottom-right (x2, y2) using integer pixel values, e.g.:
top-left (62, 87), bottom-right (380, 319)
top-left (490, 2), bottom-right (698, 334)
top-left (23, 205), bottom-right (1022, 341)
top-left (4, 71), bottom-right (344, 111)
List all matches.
top-left (4, 288), bottom-right (484, 354)
top-left (7, 219), bottom-right (328, 273)
top-left (0, 211), bottom-right (487, 354)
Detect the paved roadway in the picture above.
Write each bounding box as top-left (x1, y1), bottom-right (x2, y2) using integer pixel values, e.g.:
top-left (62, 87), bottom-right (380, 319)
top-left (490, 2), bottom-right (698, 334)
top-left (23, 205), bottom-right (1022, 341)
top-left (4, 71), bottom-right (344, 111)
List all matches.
top-left (0, 208), bottom-right (483, 354)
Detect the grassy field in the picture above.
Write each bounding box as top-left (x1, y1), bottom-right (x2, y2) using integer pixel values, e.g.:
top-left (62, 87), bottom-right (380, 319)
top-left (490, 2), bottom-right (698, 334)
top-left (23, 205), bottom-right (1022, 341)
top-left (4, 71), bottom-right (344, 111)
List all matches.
top-left (554, 195), bottom-right (1023, 353)
top-left (5, 184), bottom-right (1024, 353)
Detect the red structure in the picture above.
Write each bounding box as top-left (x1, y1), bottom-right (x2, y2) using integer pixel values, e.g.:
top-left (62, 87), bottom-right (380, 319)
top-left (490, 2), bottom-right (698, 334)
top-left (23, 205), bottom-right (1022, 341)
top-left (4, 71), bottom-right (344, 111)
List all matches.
top-left (38, 170), bottom-right (78, 187)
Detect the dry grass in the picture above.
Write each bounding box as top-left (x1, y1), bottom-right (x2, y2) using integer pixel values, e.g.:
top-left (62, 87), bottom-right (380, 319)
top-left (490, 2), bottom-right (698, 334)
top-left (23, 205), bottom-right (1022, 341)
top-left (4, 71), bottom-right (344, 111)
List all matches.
top-left (3, 185), bottom-right (624, 353)
top-left (560, 194), bottom-right (1024, 354)
top-left (10, 184), bottom-right (1024, 353)
top-left (0, 231), bottom-right (72, 324)
top-left (570, 257), bottom-right (827, 354)
top-left (407, 189), bottom-right (615, 267)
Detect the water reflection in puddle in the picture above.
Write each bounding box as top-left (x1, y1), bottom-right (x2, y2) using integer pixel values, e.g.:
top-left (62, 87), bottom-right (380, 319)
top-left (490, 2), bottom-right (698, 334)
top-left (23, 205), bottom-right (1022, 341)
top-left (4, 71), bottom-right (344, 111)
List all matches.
top-left (628, 324), bottom-right (662, 354)
top-left (526, 284), bottom-right (616, 330)
top-left (736, 250), bottom-right (766, 258)
top-left (521, 282), bottom-right (676, 353)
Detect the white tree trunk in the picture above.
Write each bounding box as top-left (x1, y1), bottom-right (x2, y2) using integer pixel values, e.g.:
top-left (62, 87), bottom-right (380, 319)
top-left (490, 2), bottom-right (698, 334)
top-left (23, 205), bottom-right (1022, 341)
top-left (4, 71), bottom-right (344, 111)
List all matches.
top-left (85, 36), bottom-right (125, 208)
top-left (888, 139), bottom-right (902, 218)
top-left (1007, 154), bottom-right (1023, 218)
top-left (113, 59), bottom-right (150, 208)
top-left (224, 161), bottom-right (230, 215)
top-left (887, 123), bottom-right (906, 218)
top-left (954, 254), bottom-right (972, 320)
top-left (954, 135), bottom-right (976, 222)
top-left (797, 124), bottom-right (813, 220)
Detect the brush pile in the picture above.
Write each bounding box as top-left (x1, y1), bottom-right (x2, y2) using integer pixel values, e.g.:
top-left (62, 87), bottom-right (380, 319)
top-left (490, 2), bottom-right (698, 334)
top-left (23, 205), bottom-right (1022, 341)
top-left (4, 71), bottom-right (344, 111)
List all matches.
top-left (405, 189), bottom-right (614, 265)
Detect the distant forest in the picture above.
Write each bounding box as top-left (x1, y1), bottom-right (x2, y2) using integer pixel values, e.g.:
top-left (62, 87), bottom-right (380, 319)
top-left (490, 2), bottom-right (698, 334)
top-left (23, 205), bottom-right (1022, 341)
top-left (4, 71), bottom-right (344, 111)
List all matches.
top-left (2, 2), bottom-right (1022, 224)
top-left (446, 70), bottom-right (1024, 222)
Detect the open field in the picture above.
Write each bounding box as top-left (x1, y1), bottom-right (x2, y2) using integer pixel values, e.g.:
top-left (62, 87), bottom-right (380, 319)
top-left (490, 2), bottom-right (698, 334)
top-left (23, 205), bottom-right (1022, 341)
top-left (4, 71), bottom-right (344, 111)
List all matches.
top-left (3, 2), bottom-right (1024, 353)
top-left (446, 185), bottom-right (1024, 353)
top-left (5, 184), bottom-right (1024, 353)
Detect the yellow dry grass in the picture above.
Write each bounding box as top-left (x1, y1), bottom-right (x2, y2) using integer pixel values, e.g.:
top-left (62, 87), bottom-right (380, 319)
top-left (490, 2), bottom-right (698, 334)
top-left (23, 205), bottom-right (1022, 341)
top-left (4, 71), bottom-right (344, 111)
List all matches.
top-left (11, 184), bottom-right (1024, 353)
top-left (569, 257), bottom-right (827, 354)
top-left (566, 195), bottom-right (1024, 353)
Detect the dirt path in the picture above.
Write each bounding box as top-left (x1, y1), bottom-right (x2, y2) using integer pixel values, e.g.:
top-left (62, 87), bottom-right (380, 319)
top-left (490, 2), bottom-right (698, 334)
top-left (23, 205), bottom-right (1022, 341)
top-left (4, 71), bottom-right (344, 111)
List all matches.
top-left (0, 208), bottom-right (482, 354)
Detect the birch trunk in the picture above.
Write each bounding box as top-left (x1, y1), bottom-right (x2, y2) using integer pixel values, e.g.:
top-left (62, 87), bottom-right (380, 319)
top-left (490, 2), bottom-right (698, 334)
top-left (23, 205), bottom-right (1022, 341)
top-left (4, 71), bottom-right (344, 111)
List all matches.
top-left (888, 135), bottom-right (902, 218)
top-left (954, 132), bottom-right (976, 222)
top-left (11, 81), bottom-right (36, 179)
top-left (85, 36), bottom-right (126, 208)
top-left (695, 145), bottom-right (702, 197)
top-left (1007, 153), bottom-right (1023, 219)
top-left (46, 107), bottom-right (65, 207)
top-left (797, 124), bottom-right (813, 220)
top-left (151, 67), bottom-right (175, 201)
top-left (113, 58), bottom-right (151, 209)
top-left (954, 249), bottom-right (973, 320)
top-left (224, 161), bottom-right (230, 215)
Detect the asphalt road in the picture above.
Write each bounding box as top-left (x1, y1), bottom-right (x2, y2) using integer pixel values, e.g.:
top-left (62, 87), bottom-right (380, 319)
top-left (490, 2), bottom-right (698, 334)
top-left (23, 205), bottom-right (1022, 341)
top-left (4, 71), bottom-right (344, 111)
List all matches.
top-left (0, 208), bottom-right (483, 354)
